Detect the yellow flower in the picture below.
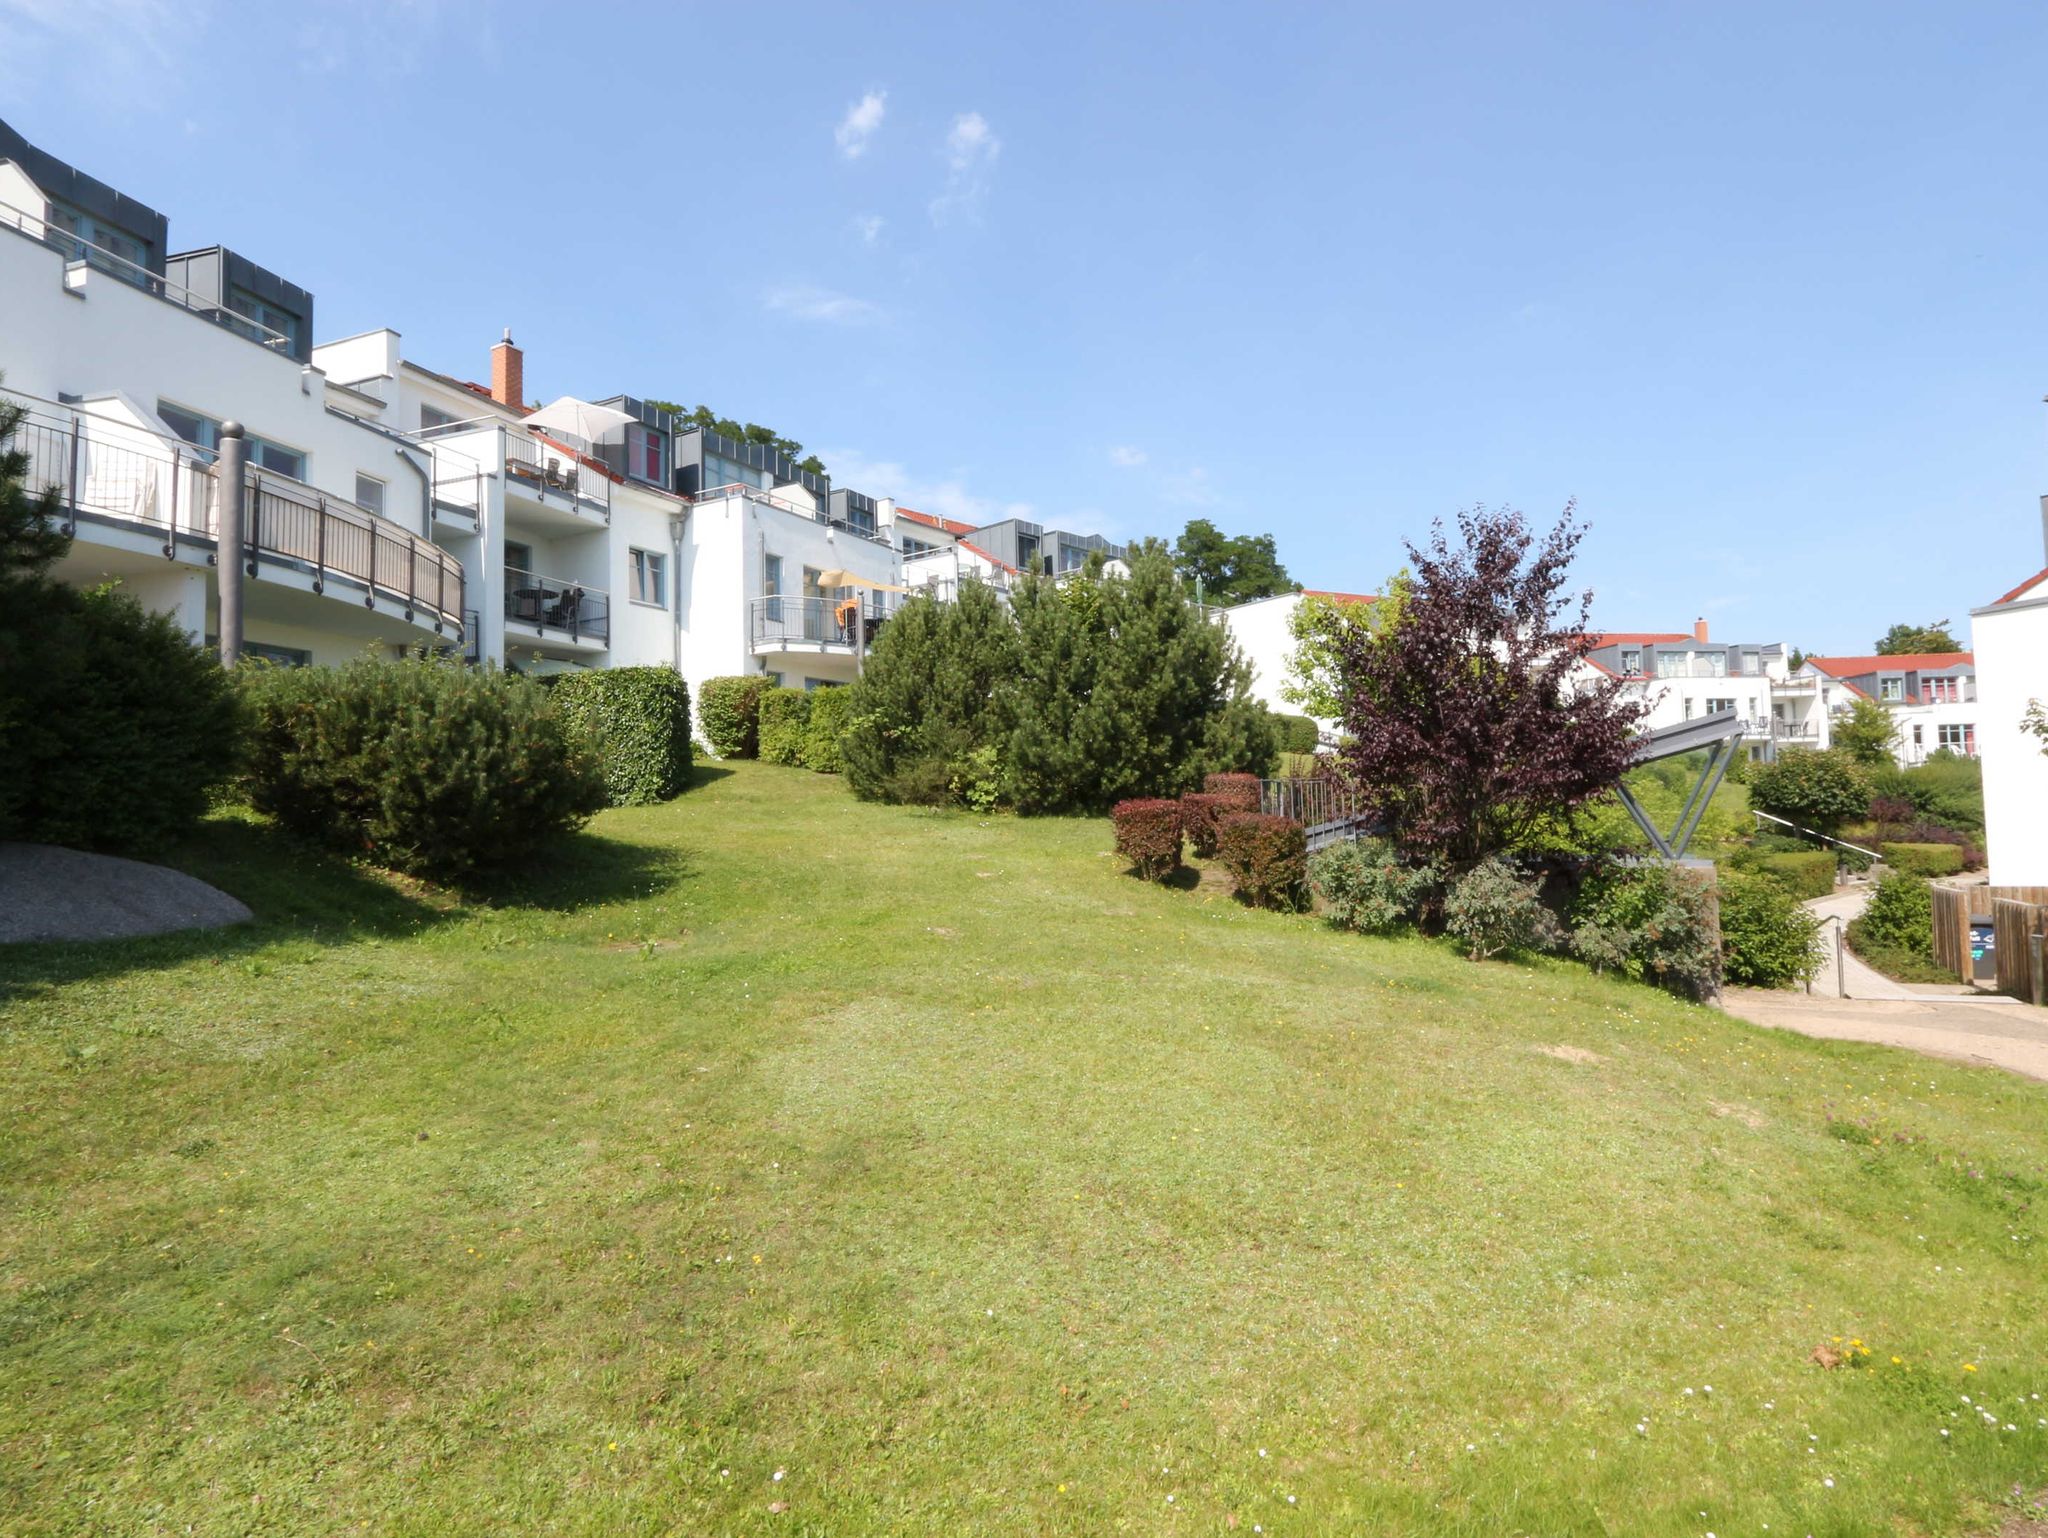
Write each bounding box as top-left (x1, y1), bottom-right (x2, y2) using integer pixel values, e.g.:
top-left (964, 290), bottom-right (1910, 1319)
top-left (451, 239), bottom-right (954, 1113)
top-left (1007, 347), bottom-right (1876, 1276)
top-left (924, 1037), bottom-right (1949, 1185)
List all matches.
top-left (1964, 1363), bottom-right (1978, 1372)
top-left (1891, 1356), bottom-right (1903, 1365)
top-left (1057, 1484), bottom-right (1067, 1494)
top-left (608, 1441), bottom-right (618, 1451)
top-left (753, 1255), bottom-right (762, 1265)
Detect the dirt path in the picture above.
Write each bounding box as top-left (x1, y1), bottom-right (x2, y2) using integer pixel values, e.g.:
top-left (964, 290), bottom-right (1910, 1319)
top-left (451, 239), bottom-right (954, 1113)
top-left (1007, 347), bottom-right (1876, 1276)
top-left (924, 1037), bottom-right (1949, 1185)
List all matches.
top-left (1721, 882), bottom-right (2048, 1082)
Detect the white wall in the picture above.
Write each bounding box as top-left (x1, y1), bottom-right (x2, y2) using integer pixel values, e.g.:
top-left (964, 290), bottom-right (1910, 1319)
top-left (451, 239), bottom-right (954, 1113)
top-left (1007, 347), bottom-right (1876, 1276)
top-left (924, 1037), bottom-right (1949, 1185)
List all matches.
top-left (1221, 593), bottom-right (1328, 733)
top-left (1973, 595), bottom-right (2048, 885)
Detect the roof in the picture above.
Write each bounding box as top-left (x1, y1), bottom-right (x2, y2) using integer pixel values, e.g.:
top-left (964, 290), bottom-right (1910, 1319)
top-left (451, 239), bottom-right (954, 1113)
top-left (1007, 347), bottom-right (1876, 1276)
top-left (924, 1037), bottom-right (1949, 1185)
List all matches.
top-left (897, 506), bottom-right (978, 537)
top-left (1301, 589), bottom-right (1379, 604)
top-left (958, 539), bottom-right (1019, 575)
top-left (1805, 653), bottom-right (1973, 675)
top-left (1588, 632), bottom-right (1692, 646)
top-left (402, 358), bottom-right (530, 420)
top-left (1990, 566), bottom-right (2048, 606)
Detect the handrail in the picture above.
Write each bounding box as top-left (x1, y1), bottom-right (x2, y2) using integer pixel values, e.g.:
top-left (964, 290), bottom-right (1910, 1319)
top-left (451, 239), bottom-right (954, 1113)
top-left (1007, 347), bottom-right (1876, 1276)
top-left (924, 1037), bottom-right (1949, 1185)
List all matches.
top-left (0, 198), bottom-right (297, 352)
top-left (503, 567), bottom-right (609, 644)
top-left (1751, 810), bottom-right (1880, 860)
top-left (692, 482), bottom-right (891, 546)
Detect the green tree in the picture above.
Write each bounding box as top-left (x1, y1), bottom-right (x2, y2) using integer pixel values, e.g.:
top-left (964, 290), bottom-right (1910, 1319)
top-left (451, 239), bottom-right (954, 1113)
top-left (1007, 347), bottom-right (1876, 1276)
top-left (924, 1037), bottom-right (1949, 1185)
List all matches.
top-left (647, 400), bottom-right (826, 479)
top-left (2024, 699), bottom-right (2048, 755)
top-left (1831, 696), bottom-right (1898, 766)
top-left (1746, 748), bottom-right (1871, 832)
top-left (1282, 585), bottom-right (1390, 720)
top-left (1874, 620), bottom-right (1960, 654)
top-left (1171, 518), bottom-right (1297, 605)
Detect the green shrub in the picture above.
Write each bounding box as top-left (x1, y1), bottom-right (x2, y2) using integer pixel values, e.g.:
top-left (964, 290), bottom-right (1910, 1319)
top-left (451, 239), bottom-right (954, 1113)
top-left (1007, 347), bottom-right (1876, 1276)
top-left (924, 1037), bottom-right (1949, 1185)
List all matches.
top-left (1753, 849), bottom-right (1835, 900)
top-left (1310, 837), bottom-right (1437, 935)
top-left (1273, 713), bottom-right (1320, 755)
top-left (1747, 749), bottom-right (1871, 832)
top-left (1881, 841), bottom-right (1964, 878)
top-left (1852, 872), bottom-right (1933, 957)
top-left (948, 744), bottom-right (1005, 814)
top-left (1216, 813), bottom-right (1309, 911)
top-left (0, 583), bottom-right (242, 854)
top-left (1445, 856), bottom-right (1560, 960)
top-left (1718, 871), bottom-right (1823, 989)
top-left (239, 655), bottom-right (604, 880)
top-left (802, 686), bottom-right (853, 773)
top-left (757, 687), bottom-right (812, 766)
top-left (1276, 751), bottom-right (1321, 778)
top-left (698, 674), bottom-right (769, 758)
top-left (546, 666), bottom-right (692, 806)
top-left (1568, 862), bottom-right (1721, 998)
top-left (1111, 798), bottom-right (1183, 882)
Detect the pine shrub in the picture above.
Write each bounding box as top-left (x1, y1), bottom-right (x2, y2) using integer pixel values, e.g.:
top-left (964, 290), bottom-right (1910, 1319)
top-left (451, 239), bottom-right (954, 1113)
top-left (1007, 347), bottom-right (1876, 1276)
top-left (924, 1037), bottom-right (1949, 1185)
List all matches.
top-left (239, 655), bottom-right (604, 880)
top-left (1444, 856), bottom-right (1558, 960)
top-left (803, 686), bottom-right (853, 773)
top-left (546, 666), bottom-right (691, 806)
top-left (1216, 812), bottom-right (1308, 911)
top-left (757, 687), bottom-right (812, 766)
top-left (1718, 871), bottom-right (1823, 989)
top-left (698, 674), bottom-right (769, 758)
top-left (1111, 798), bottom-right (1183, 882)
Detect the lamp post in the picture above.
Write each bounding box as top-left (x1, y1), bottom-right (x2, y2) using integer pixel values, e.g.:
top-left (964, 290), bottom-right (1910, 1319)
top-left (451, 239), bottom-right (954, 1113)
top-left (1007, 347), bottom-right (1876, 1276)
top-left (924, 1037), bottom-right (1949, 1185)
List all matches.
top-left (216, 422), bottom-right (247, 668)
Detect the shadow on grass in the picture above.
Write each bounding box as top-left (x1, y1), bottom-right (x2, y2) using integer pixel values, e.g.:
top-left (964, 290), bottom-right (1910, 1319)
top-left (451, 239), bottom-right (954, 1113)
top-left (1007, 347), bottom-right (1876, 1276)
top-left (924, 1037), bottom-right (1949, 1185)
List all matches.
top-left (0, 809), bottom-right (693, 1003)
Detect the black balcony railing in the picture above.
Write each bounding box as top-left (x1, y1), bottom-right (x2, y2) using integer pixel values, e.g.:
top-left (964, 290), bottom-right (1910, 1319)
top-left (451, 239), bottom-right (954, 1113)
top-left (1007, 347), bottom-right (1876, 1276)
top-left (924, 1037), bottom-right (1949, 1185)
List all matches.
top-left (4, 395), bottom-right (465, 636)
top-left (504, 568), bottom-right (609, 645)
top-left (750, 594), bottom-right (893, 649)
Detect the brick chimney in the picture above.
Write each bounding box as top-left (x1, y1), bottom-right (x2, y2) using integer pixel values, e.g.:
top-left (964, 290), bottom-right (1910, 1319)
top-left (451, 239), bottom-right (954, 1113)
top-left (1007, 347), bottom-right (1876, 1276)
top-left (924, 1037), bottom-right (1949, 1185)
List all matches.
top-left (1693, 616), bottom-right (1709, 643)
top-left (490, 329), bottom-right (524, 410)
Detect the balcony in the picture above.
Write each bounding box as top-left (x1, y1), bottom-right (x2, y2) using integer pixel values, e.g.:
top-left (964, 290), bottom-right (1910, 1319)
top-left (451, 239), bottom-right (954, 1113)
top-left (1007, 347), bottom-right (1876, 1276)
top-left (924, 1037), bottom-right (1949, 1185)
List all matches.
top-left (750, 595), bottom-right (892, 654)
top-left (5, 393), bottom-right (465, 637)
top-left (504, 567), bottom-right (608, 648)
top-left (413, 420), bottom-right (611, 528)
top-left (503, 429), bottom-right (611, 522)
top-left (1772, 720), bottom-right (1820, 740)
top-left (692, 483), bottom-right (893, 547)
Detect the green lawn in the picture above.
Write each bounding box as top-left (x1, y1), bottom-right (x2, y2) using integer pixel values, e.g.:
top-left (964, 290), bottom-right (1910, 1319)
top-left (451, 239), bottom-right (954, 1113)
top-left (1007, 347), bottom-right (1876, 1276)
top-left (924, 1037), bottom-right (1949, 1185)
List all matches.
top-left (3, 762), bottom-right (2045, 1536)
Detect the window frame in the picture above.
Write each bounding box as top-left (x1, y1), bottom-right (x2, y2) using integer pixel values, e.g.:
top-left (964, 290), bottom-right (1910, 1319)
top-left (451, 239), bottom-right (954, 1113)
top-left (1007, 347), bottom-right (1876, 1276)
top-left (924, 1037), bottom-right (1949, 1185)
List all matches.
top-left (629, 546), bottom-right (668, 609)
top-left (354, 473), bottom-right (386, 517)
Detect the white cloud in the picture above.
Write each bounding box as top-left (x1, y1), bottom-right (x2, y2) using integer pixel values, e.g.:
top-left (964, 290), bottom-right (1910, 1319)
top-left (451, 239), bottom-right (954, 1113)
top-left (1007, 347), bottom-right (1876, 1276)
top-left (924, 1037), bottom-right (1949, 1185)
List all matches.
top-left (835, 90), bottom-right (887, 159)
top-left (821, 447), bottom-right (1033, 529)
top-left (930, 110), bottom-right (1001, 225)
top-left (853, 214), bottom-right (885, 246)
top-left (1108, 445), bottom-right (1148, 468)
top-left (762, 285), bottom-right (884, 326)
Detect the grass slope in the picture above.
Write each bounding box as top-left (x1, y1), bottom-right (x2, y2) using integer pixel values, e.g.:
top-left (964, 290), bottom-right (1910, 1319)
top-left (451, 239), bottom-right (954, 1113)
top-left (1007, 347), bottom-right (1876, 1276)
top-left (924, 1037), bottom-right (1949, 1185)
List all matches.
top-left (3, 762), bottom-right (2045, 1536)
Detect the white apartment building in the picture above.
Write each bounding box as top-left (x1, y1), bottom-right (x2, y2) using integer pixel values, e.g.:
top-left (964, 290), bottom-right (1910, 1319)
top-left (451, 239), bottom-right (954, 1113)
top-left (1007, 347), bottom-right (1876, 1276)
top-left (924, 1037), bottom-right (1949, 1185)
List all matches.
top-left (1795, 653), bottom-right (1979, 766)
top-left (1576, 624), bottom-right (1831, 761)
top-left (1219, 589), bottom-right (1379, 739)
top-left (1971, 551), bottom-right (2048, 885)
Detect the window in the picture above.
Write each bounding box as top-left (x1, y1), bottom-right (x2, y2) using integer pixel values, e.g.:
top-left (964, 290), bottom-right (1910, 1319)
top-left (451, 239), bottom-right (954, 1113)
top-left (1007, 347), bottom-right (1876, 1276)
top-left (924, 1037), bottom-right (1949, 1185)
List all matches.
top-left (1619, 648), bottom-right (1642, 676)
top-left (902, 535), bottom-right (937, 557)
top-left (419, 403), bottom-right (461, 436)
top-left (627, 425), bottom-right (667, 485)
top-left (1913, 724), bottom-right (1924, 748)
top-left (1938, 723), bottom-right (1976, 754)
top-left (156, 401), bottom-right (303, 479)
top-left (1924, 676), bottom-right (1960, 703)
top-left (1655, 651), bottom-right (1688, 679)
top-left (1705, 697), bottom-right (1735, 715)
top-left (228, 286), bottom-right (301, 351)
top-left (703, 452), bottom-right (765, 491)
top-left (1879, 677), bottom-right (1904, 701)
top-left (354, 474), bottom-right (385, 517)
top-left (630, 548), bottom-right (667, 608)
top-left (206, 636), bottom-right (310, 667)
top-left (504, 541), bottom-right (533, 586)
top-left (763, 553), bottom-right (783, 623)
top-left (47, 201), bottom-right (149, 284)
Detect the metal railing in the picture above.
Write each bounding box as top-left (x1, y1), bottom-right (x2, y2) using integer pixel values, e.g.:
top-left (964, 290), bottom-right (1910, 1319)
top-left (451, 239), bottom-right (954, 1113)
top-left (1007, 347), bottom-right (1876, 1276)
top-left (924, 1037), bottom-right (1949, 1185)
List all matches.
top-left (1260, 776), bottom-right (1368, 832)
top-left (504, 567), bottom-right (608, 644)
top-left (1, 198), bottom-right (298, 353)
top-left (503, 430), bottom-right (611, 516)
top-left (693, 482), bottom-right (892, 546)
top-left (750, 593), bottom-right (894, 649)
top-left (1772, 720), bottom-right (1819, 739)
top-left (4, 394), bottom-right (465, 634)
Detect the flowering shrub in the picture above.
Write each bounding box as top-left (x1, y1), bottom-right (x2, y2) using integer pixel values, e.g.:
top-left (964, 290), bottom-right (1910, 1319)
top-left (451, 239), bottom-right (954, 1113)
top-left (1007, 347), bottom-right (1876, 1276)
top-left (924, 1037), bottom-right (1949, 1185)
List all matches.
top-left (1444, 856), bottom-right (1560, 960)
top-left (1179, 792), bottom-right (1234, 857)
top-left (1718, 871), bottom-right (1823, 989)
top-left (1203, 772), bottom-right (1262, 813)
top-left (1216, 813), bottom-right (1309, 910)
top-left (1111, 798), bottom-right (1184, 882)
top-left (1309, 837), bottom-right (1439, 934)
top-left (1568, 862), bottom-right (1723, 998)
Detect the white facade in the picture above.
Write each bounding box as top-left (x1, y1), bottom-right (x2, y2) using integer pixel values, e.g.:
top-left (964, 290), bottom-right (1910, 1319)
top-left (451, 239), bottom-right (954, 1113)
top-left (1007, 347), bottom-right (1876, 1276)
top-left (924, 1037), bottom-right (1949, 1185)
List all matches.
top-left (1972, 568), bottom-right (2048, 884)
top-left (1577, 630), bottom-right (1831, 760)
top-left (1219, 590), bottom-right (1377, 739)
top-left (1798, 654), bottom-right (1979, 765)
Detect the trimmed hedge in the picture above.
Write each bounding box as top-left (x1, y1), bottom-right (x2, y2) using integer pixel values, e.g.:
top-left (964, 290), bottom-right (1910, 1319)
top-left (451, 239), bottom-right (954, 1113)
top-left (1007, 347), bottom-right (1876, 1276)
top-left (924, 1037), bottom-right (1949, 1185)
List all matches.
top-left (1112, 798), bottom-right (1183, 882)
top-left (239, 655), bottom-right (604, 880)
top-left (1204, 772), bottom-right (1262, 813)
top-left (1753, 849), bottom-right (1835, 900)
top-left (1217, 812), bottom-right (1308, 910)
top-left (758, 687), bottom-right (812, 766)
top-left (547, 666), bottom-right (692, 806)
top-left (1881, 840), bottom-right (1965, 878)
top-left (1179, 792), bottom-right (1233, 858)
top-left (699, 674), bottom-right (769, 758)
top-left (1273, 713), bottom-right (1320, 755)
top-left (803, 686), bottom-right (853, 774)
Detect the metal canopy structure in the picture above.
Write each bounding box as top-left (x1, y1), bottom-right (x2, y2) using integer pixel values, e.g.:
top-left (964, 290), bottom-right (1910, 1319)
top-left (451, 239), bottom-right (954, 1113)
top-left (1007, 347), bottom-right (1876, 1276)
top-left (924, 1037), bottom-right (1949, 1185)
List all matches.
top-left (1616, 708), bottom-right (1748, 861)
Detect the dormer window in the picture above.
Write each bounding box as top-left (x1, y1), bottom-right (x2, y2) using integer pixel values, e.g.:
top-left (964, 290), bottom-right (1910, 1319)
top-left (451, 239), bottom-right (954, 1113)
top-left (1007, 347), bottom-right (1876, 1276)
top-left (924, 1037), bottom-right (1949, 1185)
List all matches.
top-left (627, 425), bottom-right (666, 484)
top-left (1879, 677), bottom-right (1904, 702)
top-left (1619, 648), bottom-right (1641, 676)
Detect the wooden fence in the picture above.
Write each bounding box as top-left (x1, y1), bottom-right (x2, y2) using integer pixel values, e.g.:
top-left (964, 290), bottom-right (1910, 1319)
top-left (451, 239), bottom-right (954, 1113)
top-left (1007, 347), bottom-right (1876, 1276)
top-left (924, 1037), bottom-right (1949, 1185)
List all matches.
top-left (1931, 885), bottom-right (2048, 1000)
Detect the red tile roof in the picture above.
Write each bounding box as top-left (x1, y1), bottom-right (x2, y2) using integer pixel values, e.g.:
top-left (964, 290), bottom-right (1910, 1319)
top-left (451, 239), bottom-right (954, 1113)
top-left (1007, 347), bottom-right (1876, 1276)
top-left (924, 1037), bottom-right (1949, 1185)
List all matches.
top-left (1302, 589), bottom-right (1379, 604)
top-left (957, 539), bottom-right (1019, 574)
top-left (1991, 566), bottom-right (2048, 606)
top-left (897, 506), bottom-right (978, 537)
top-left (1805, 653), bottom-right (1973, 675)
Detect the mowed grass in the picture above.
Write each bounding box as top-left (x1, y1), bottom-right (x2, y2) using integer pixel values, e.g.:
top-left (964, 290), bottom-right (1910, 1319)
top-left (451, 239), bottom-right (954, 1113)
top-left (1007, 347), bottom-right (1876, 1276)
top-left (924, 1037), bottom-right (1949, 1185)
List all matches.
top-left (3, 763), bottom-right (2046, 1536)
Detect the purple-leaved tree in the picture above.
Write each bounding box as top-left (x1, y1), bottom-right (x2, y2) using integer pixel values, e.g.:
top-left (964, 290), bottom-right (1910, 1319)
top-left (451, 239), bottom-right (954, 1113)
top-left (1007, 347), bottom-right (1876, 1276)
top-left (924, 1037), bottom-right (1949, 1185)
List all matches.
top-left (1336, 503), bottom-right (1646, 867)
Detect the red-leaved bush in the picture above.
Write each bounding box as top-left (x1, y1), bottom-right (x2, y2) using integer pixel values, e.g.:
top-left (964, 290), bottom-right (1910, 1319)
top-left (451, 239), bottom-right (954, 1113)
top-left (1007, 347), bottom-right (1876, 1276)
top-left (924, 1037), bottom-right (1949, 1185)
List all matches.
top-left (1203, 772), bottom-right (1262, 812)
top-left (1216, 812), bottom-right (1308, 910)
top-left (1179, 792), bottom-right (1233, 858)
top-left (1111, 798), bottom-right (1184, 881)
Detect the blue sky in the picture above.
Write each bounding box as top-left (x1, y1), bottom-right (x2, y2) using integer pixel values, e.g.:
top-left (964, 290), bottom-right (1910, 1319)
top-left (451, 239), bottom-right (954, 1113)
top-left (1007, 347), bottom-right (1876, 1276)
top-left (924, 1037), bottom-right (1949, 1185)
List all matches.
top-left (5, 0), bottom-right (2047, 650)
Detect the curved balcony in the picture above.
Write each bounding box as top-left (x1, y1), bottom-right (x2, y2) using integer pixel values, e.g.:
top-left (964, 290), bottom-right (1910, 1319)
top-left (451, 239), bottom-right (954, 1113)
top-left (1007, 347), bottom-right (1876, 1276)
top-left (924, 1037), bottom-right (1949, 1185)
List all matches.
top-left (5, 395), bottom-right (465, 638)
